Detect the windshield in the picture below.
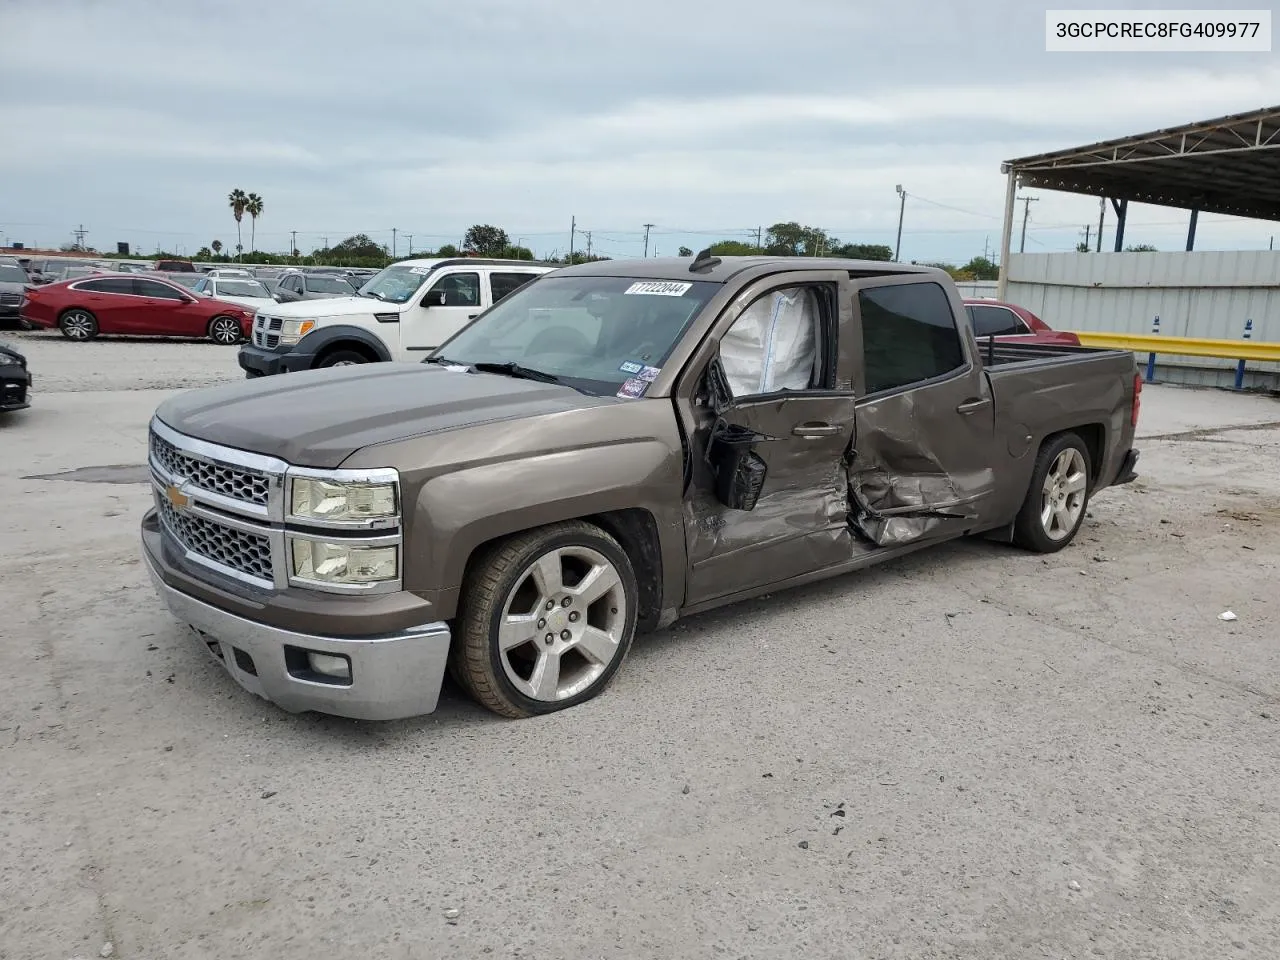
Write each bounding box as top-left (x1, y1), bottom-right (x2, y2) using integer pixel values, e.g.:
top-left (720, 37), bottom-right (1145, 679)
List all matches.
top-left (354, 263), bottom-right (436, 304)
top-left (308, 275), bottom-right (354, 294)
top-left (214, 279), bottom-right (271, 298)
top-left (0, 265), bottom-right (27, 283)
top-left (434, 275), bottom-right (719, 395)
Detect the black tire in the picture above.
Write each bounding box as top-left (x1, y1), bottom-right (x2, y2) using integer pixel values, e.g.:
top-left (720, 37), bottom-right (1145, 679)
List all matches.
top-left (317, 349), bottom-right (370, 368)
top-left (1012, 432), bottom-right (1092, 553)
top-left (451, 520), bottom-right (639, 718)
top-left (207, 315), bottom-right (243, 345)
top-left (58, 309), bottom-right (98, 341)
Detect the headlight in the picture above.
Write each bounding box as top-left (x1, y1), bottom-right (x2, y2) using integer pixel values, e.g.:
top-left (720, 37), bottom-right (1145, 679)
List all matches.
top-left (289, 476), bottom-right (397, 522)
top-left (290, 539), bottom-right (398, 585)
top-left (278, 319), bottom-right (315, 345)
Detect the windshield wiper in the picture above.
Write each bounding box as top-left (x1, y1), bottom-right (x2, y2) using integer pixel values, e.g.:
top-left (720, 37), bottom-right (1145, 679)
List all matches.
top-left (421, 355), bottom-right (459, 366)
top-left (359, 290), bottom-right (387, 301)
top-left (468, 361), bottom-right (563, 384)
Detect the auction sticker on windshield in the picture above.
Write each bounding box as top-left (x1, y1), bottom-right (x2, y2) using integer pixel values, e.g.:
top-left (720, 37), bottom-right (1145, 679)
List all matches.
top-left (624, 281), bottom-right (692, 296)
top-left (616, 378), bottom-right (650, 399)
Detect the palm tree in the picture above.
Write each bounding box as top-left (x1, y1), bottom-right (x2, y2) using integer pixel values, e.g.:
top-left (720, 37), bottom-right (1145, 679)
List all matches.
top-left (228, 189), bottom-right (248, 260)
top-left (245, 193), bottom-right (264, 255)
top-left (211, 239), bottom-right (223, 256)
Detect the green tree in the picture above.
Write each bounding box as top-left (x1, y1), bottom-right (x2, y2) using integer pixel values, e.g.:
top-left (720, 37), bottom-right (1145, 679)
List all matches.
top-left (764, 222), bottom-right (833, 256)
top-left (960, 256), bottom-right (999, 280)
top-left (1125, 243), bottom-right (1157, 252)
top-left (709, 240), bottom-right (758, 256)
top-left (437, 244), bottom-right (459, 257)
top-left (227, 188), bottom-right (248, 259)
top-left (678, 246), bottom-right (694, 257)
top-left (245, 193), bottom-right (264, 253)
top-left (463, 224), bottom-right (510, 256)
top-left (211, 239), bottom-right (223, 256)
top-left (830, 242), bottom-right (893, 261)
top-left (502, 244), bottom-right (535, 260)
top-left (195, 247), bottom-right (212, 259)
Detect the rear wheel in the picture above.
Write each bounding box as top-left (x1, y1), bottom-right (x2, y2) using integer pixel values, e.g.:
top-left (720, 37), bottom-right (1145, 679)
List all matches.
top-left (451, 521), bottom-right (638, 718)
top-left (317, 349), bottom-right (369, 367)
top-left (1012, 432), bottom-right (1092, 553)
top-left (58, 309), bottom-right (98, 341)
top-left (207, 315), bottom-right (243, 345)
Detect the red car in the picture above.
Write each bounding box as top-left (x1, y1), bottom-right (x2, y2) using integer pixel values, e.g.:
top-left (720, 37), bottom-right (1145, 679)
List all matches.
top-left (962, 298), bottom-right (1080, 346)
top-left (20, 274), bottom-right (254, 344)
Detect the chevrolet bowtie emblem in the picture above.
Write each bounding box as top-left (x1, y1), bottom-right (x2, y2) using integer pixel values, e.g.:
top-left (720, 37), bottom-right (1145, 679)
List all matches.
top-left (165, 484), bottom-right (190, 510)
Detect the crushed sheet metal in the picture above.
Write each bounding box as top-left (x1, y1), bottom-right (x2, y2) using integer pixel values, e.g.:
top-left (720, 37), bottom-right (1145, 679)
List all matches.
top-left (848, 393), bottom-right (995, 547)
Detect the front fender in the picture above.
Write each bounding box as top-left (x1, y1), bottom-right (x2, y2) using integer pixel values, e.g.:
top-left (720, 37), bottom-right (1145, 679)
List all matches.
top-left (411, 440), bottom-right (687, 621)
top-left (295, 324), bottom-right (393, 364)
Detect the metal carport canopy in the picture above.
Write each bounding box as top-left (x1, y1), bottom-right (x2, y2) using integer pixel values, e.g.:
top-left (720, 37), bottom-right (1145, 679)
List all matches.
top-left (995, 105), bottom-right (1280, 297)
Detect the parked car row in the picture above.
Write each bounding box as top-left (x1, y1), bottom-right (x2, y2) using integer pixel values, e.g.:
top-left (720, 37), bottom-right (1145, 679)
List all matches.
top-left (19, 274), bottom-right (255, 343)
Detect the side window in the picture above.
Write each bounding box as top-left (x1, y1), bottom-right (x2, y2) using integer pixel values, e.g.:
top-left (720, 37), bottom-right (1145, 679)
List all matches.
top-left (135, 279), bottom-right (187, 300)
top-left (719, 285), bottom-right (824, 399)
top-left (858, 282), bottom-right (965, 395)
top-left (967, 304), bottom-right (1027, 338)
top-left (429, 272), bottom-right (480, 308)
top-left (489, 271), bottom-right (537, 303)
top-left (76, 278), bottom-right (134, 295)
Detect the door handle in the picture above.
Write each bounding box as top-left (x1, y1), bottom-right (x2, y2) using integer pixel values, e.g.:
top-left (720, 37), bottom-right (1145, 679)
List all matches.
top-left (792, 422), bottom-right (841, 438)
top-left (956, 398), bottom-right (991, 415)
top-left (467, 314), bottom-right (477, 319)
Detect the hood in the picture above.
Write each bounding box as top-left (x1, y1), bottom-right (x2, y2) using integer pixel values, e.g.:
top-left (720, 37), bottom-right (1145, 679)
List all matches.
top-left (209, 294), bottom-right (273, 310)
top-left (258, 296), bottom-right (390, 319)
top-left (154, 362), bottom-right (615, 468)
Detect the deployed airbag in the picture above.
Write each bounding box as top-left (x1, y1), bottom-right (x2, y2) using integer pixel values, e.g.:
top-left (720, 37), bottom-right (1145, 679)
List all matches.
top-left (720, 288), bottom-right (819, 397)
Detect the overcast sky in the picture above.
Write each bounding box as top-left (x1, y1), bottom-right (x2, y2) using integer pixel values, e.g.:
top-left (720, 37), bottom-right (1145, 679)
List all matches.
top-left (3, 0), bottom-right (1278, 262)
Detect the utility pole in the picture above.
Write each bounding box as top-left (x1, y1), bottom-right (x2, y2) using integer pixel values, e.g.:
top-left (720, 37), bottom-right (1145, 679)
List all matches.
top-left (1018, 195), bottom-right (1038, 253)
top-left (755, 226), bottom-right (763, 252)
top-left (73, 224), bottom-right (88, 251)
top-left (1080, 224), bottom-right (1092, 250)
top-left (290, 230), bottom-right (297, 259)
top-left (583, 231), bottom-right (593, 258)
top-left (983, 235), bottom-right (990, 261)
top-left (569, 216), bottom-right (576, 263)
top-left (391, 227), bottom-right (397, 258)
top-left (642, 223), bottom-right (654, 257)
top-left (406, 234), bottom-right (413, 256)
top-left (322, 236), bottom-right (329, 250)
top-left (1096, 197), bottom-right (1105, 252)
top-left (894, 185), bottom-right (906, 261)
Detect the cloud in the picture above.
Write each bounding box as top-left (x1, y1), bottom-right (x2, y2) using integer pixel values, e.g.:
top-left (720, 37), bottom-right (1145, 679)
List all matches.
top-left (3, 0), bottom-right (1277, 261)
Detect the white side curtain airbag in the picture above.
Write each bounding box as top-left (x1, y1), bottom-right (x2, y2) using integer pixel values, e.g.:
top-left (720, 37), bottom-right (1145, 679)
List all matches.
top-left (721, 288), bottom-right (819, 397)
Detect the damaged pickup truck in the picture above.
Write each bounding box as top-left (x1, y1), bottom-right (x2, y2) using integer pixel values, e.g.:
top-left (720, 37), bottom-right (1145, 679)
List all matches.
top-left (141, 253), bottom-right (1142, 721)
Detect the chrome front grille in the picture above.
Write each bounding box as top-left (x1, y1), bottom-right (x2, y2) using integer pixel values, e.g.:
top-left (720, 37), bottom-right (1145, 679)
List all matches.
top-left (150, 431), bottom-right (270, 506)
top-left (157, 494), bottom-right (273, 583)
top-left (0, 292), bottom-right (20, 306)
top-left (252, 314), bottom-right (284, 348)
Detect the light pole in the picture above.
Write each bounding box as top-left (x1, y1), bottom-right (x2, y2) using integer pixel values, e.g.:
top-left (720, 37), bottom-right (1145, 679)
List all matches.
top-left (894, 185), bottom-right (906, 261)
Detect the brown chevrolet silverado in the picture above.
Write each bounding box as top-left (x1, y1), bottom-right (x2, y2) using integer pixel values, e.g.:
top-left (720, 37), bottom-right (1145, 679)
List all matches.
top-left (141, 253), bottom-right (1141, 720)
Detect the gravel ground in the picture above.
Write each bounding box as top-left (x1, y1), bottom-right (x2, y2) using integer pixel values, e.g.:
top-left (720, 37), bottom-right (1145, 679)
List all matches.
top-left (2, 337), bottom-right (1279, 960)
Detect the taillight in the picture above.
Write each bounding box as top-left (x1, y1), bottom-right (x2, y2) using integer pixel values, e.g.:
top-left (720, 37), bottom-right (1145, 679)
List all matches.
top-left (1131, 372), bottom-right (1142, 427)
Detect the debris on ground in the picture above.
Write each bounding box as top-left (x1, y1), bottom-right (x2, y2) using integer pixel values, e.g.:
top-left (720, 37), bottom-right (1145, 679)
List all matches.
top-left (260, 790), bottom-right (277, 800)
top-left (681, 784), bottom-right (690, 795)
top-left (1218, 611), bottom-right (1238, 622)
top-left (444, 907), bottom-right (461, 925)
top-left (798, 840), bottom-right (809, 849)
top-left (1068, 881), bottom-right (1082, 892)
top-left (100, 943), bottom-right (114, 958)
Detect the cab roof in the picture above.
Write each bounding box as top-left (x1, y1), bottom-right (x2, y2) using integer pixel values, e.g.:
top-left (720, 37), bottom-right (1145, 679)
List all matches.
top-left (552, 255), bottom-right (940, 284)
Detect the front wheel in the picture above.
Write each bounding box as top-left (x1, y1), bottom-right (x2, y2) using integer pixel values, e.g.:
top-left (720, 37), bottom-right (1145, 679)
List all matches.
top-left (207, 315), bottom-right (243, 345)
top-left (451, 521), bottom-right (638, 718)
top-left (1012, 432), bottom-right (1092, 553)
top-left (317, 349), bottom-right (368, 367)
top-left (59, 309), bottom-right (98, 341)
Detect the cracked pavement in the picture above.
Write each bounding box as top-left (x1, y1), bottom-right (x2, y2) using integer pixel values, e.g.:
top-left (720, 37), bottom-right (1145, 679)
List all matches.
top-left (2, 331), bottom-right (1278, 959)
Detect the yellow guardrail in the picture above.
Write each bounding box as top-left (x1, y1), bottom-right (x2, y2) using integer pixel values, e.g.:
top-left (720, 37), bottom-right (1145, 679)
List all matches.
top-left (1073, 331), bottom-right (1280, 364)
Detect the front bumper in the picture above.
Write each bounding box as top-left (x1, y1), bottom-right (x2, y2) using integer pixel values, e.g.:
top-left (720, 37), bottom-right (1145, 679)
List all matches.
top-left (238, 342), bottom-right (316, 377)
top-left (0, 364), bottom-right (31, 411)
top-left (142, 529), bottom-right (452, 721)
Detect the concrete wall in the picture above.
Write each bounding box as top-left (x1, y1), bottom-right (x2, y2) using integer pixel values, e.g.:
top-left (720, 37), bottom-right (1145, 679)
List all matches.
top-left (1006, 251), bottom-right (1280, 390)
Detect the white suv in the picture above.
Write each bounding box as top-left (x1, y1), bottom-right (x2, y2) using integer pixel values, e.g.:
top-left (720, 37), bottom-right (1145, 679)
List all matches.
top-left (237, 257), bottom-right (555, 377)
